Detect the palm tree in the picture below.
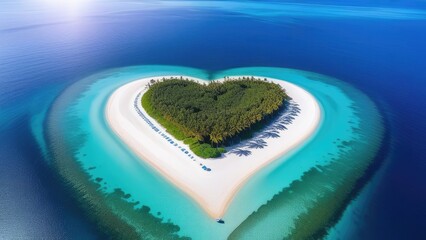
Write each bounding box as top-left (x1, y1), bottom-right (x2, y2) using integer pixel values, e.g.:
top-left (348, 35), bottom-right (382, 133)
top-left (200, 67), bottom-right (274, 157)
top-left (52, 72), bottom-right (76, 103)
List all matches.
top-left (231, 148), bottom-right (252, 157)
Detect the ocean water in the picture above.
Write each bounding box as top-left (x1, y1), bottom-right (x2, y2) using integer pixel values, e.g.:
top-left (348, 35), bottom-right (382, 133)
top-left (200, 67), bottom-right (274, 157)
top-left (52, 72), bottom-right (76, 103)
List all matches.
top-left (1, 1), bottom-right (425, 239)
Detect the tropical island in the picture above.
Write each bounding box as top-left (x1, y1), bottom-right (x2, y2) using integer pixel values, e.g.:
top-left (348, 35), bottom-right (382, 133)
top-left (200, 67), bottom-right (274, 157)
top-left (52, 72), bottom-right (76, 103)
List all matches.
top-left (141, 77), bottom-right (289, 158)
top-left (105, 75), bottom-right (320, 219)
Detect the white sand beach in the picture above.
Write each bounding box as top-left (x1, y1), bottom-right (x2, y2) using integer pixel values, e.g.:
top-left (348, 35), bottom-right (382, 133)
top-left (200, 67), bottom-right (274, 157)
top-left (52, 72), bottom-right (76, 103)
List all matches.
top-left (105, 76), bottom-right (321, 219)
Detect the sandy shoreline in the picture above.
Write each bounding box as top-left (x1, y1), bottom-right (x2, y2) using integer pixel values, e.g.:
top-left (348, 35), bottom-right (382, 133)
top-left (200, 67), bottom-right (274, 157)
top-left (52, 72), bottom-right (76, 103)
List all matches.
top-left (105, 76), bottom-right (321, 219)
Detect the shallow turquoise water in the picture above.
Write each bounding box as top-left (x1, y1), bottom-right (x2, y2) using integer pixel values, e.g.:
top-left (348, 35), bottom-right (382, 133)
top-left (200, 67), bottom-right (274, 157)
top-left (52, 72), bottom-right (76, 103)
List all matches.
top-left (41, 66), bottom-right (384, 239)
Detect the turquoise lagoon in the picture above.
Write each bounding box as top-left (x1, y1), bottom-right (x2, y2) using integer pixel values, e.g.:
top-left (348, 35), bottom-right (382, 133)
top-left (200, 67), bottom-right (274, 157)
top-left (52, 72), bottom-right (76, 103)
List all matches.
top-left (39, 66), bottom-right (384, 239)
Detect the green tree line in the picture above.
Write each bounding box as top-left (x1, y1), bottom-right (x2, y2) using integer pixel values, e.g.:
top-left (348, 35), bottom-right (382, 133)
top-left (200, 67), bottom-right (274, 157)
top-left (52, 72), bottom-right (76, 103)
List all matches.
top-left (142, 76), bottom-right (288, 158)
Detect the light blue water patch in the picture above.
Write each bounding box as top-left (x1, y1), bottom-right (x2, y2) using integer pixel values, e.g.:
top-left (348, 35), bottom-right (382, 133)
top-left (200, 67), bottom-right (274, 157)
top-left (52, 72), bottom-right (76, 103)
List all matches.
top-left (44, 65), bottom-right (384, 239)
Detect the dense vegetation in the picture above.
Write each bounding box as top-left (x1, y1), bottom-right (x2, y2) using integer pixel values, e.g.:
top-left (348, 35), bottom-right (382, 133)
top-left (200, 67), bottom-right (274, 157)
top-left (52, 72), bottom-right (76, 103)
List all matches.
top-left (142, 76), bottom-right (288, 158)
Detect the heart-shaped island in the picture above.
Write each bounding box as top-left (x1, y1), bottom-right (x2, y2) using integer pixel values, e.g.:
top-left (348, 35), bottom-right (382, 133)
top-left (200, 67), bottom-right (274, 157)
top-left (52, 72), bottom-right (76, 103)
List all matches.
top-left (106, 75), bottom-right (320, 219)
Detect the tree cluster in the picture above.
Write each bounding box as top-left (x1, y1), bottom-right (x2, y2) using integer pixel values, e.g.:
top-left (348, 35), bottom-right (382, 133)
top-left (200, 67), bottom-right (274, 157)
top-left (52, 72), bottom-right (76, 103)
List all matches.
top-left (142, 76), bottom-right (288, 158)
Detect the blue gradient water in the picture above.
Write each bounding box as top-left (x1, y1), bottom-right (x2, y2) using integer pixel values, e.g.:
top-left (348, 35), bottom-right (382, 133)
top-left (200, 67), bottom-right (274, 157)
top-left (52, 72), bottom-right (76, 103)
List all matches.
top-left (1, 1), bottom-right (425, 239)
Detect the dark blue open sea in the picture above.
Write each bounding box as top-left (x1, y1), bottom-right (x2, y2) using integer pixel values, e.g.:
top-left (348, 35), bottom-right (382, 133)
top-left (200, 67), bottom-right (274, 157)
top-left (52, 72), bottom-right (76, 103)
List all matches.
top-left (1, 1), bottom-right (425, 239)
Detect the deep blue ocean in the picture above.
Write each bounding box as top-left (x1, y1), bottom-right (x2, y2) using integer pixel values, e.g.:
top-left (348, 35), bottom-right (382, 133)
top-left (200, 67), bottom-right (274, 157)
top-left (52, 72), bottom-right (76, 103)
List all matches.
top-left (1, 1), bottom-right (425, 239)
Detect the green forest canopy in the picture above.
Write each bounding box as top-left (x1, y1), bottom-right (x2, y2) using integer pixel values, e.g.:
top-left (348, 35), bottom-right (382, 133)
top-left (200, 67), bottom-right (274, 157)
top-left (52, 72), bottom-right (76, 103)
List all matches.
top-left (142, 76), bottom-right (288, 158)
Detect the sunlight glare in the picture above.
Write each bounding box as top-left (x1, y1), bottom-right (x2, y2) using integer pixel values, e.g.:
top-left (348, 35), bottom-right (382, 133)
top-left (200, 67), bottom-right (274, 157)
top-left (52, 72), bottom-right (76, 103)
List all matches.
top-left (40, 0), bottom-right (93, 18)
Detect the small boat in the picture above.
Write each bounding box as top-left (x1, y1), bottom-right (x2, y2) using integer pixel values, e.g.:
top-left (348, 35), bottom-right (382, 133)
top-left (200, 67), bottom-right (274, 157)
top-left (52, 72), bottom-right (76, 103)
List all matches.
top-left (216, 219), bottom-right (225, 224)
